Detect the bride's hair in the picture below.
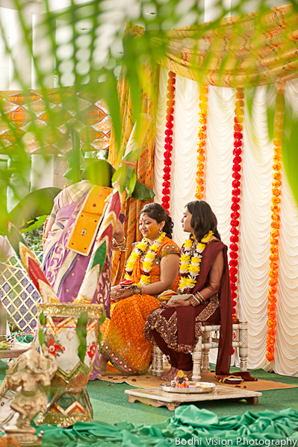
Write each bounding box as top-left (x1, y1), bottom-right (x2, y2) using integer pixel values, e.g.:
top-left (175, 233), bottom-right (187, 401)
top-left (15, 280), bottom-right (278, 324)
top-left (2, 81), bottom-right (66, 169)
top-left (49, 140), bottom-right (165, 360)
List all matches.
top-left (140, 203), bottom-right (174, 239)
top-left (186, 200), bottom-right (221, 242)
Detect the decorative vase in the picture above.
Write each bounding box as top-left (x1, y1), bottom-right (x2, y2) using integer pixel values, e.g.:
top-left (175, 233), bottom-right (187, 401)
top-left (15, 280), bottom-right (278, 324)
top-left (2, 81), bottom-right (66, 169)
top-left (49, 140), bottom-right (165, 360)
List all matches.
top-left (36, 302), bottom-right (103, 428)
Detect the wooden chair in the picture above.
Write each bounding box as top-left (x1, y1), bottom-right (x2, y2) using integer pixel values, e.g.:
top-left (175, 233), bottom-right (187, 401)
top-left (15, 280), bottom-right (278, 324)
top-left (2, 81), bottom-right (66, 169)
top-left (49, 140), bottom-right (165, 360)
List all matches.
top-left (151, 320), bottom-right (248, 380)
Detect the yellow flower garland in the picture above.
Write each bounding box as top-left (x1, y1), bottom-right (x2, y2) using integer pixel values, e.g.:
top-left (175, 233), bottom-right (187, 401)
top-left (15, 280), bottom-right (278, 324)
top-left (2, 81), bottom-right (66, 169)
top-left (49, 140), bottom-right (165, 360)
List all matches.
top-left (178, 231), bottom-right (213, 293)
top-left (125, 232), bottom-right (167, 286)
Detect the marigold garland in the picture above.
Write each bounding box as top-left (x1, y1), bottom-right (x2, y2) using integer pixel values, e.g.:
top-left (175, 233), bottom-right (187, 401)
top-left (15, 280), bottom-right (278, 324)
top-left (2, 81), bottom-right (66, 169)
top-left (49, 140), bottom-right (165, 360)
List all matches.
top-left (124, 232), bottom-right (167, 286)
top-left (266, 85), bottom-right (284, 363)
top-left (229, 88), bottom-right (244, 322)
top-left (161, 71), bottom-right (176, 212)
top-left (195, 85), bottom-right (208, 200)
top-left (178, 231), bottom-right (213, 293)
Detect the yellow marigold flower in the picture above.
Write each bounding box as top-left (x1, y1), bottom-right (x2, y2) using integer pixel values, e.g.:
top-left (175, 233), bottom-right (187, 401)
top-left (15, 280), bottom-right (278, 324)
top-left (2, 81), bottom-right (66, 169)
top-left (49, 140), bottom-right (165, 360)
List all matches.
top-left (179, 278), bottom-right (188, 288)
top-left (137, 242), bottom-right (148, 251)
top-left (157, 232), bottom-right (166, 241)
top-left (180, 255), bottom-right (190, 263)
top-left (191, 256), bottom-right (201, 264)
top-left (151, 244), bottom-right (159, 252)
top-left (143, 261), bottom-right (153, 270)
top-left (180, 264), bottom-right (189, 272)
top-left (197, 243), bottom-right (205, 251)
top-left (125, 274), bottom-right (131, 280)
top-left (201, 231), bottom-right (213, 243)
top-left (189, 265), bottom-right (200, 274)
top-left (141, 275), bottom-right (150, 284)
top-left (131, 252), bottom-right (139, 260)
top-left (184, 240), bottom-right (193, 248)
top-left (126, 261), bottom-right (134, 269)
top-left (145, 252), bottom-right (155, 260)
top-left (186, 278), bottom-right (196, 288)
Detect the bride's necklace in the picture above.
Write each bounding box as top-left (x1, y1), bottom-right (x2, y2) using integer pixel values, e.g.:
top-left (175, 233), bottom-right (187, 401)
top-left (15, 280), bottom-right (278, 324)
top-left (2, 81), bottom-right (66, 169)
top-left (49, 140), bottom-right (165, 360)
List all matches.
top-left (125, 232), bottom-right (167, 286)
top-left (178, 231), bottom-right (213, 293)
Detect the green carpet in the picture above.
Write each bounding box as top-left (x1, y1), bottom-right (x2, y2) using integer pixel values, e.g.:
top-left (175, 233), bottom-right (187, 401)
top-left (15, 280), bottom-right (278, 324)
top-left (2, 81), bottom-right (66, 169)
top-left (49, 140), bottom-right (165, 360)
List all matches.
top-left (1, 360), bottom-right (298, 426)
top-left (87, 369), bottom-right (298, 425)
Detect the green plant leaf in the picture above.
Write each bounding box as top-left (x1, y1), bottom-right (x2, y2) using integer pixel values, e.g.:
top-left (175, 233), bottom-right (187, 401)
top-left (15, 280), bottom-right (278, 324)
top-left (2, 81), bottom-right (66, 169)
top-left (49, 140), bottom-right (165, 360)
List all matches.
top-left (123, 148), bottom-right (142, 163)
top-left (21, 215), bottom-right (47, 233)
top-left (245, 87), bottom-right (257, 119)
top-left (88, 241), bottom-right (107, 275)
top-left (266, 84), bottom-right (276, 141)
top-left (38, 311), bottom-right (46, 349)
top-left (8, 187), bottom-right (61, 230)
top-left (282, 103), bottom-right (298, 208)
top-left (6, 223), bottom-right (28, 257)
top-left (127, 169), bottom-right (137, 197)
top-left (97, 309), bottom-right (106, 355)
top-left (131, 181), bottom-right (155, 201)
top-left (64, 130), bottom-right (83, 184)
top-left (76, 311), bottom-right (88, 364)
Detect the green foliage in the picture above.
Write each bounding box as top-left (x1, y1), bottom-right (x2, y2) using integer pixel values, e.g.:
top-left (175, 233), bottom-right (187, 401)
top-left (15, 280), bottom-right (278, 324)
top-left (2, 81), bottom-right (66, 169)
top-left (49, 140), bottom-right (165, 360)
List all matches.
top-left (8, 187), bottom-right (60, 231)
top-left (282, 103), bottom-right (298, 206)
top-left (76, 311), bottom-right (88, 364)
top-left (38, 311), bottom-right (46, 349)
top-left (24, 227), bottom-right (44, 253)
top-left (98, 309), bottom-right (106, 355)
top-left (88, 241), bottom-right (107, 275)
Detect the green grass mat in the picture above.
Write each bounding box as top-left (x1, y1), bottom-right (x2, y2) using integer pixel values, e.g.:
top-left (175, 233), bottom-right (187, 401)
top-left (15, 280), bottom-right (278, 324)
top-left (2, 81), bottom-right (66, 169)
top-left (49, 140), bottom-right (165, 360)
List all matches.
top-left (1, 360), bottom-right (297, 426)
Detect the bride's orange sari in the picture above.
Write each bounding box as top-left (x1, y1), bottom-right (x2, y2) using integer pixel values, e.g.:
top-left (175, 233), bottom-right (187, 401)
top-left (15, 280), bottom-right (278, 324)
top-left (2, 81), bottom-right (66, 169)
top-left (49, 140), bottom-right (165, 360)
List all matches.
top-left (100, 237), bottom-right (179, 375)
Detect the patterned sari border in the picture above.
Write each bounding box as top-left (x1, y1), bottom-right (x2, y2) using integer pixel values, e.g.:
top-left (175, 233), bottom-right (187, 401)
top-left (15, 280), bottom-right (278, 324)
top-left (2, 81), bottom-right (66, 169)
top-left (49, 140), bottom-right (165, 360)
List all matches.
top-left (101, 341), bottom-right (148, 376)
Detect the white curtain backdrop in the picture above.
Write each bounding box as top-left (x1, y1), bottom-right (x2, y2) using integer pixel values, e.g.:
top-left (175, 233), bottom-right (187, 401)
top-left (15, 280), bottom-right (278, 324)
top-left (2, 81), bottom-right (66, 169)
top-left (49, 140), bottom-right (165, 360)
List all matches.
top-left (153, 66), bottom-right (298, 376)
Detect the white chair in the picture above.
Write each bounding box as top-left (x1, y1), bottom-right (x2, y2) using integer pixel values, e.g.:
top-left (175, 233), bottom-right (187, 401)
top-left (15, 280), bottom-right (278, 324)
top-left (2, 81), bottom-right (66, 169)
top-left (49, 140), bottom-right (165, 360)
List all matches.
top-left (151, 320), bottom-right (248, 380)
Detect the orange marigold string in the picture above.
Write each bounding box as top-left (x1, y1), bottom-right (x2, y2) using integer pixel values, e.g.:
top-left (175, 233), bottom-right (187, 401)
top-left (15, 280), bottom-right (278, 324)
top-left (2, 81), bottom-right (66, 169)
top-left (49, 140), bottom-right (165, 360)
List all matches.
top-left (266, 85), bottom-right (284, 363)
top-left (195, 85), bottom-right (208, 200)
top-left (161, 71), bottom-right (176, 212)
top-left (229, 89), bottom-right (244, 334)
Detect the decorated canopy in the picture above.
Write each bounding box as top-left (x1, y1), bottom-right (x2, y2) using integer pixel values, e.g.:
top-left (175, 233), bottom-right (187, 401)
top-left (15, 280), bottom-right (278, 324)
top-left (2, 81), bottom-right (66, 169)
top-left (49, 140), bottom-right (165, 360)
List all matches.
top-left (0, 88), bottom-right (111, 154)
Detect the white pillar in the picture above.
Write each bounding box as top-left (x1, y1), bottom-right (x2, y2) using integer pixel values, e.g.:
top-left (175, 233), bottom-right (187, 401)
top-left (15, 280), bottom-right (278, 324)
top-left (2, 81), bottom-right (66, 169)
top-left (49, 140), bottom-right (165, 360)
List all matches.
top-left (30, 154), bottom-right (55, 190)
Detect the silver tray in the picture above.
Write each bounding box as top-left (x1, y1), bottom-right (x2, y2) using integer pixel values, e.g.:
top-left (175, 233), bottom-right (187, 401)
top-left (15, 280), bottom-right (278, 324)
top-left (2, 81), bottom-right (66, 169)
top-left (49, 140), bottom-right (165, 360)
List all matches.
top-left (161, 381), bottom-right (216, 394)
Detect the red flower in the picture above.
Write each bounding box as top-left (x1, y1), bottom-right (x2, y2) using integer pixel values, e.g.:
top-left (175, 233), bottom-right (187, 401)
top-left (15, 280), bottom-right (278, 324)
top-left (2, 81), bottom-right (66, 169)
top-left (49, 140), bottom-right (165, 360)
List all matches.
top-left (231, 219), bottom-right (239, 227)
top-left (232, 165), bottom-right (241, 172)
top-left (230, 227), bottom-right (239, 235)
top-left (232, 180), bottom-right (240, 188)
top-left (230, 243), bottom-right (238, 251)
top-left (87, 342), bottom-right (97, 359)
top-left (230, 267), bottom-right (237, 276)
top-left (48, 337), bottom-right (63, 356)
top-left (232, 172), bottom-right (241, 180)
top-left (230, 235), bottom-right (239, 243)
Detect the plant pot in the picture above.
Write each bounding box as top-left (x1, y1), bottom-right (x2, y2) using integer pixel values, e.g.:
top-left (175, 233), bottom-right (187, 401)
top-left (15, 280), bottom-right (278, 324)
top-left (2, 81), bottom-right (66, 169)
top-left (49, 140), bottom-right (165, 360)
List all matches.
top-left (36, 302), bottom-right (103, 428)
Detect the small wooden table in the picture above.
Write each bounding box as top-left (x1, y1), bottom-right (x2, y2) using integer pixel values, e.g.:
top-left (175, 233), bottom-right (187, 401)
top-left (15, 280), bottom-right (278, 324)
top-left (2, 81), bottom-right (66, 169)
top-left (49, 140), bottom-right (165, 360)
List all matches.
top-left (125, 385), bottom-right (262, 411)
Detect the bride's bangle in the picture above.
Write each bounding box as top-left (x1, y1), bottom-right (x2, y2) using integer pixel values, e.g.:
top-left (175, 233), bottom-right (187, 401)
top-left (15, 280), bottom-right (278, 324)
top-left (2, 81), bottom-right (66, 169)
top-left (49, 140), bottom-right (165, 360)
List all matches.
top-left (112, 237), bottom-right (127, 251)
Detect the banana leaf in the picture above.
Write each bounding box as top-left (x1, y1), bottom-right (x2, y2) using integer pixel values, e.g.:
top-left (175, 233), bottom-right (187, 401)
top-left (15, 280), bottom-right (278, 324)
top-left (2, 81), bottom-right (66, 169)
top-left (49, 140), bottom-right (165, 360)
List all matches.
top-left (8, 187), bottom-right (61, 230)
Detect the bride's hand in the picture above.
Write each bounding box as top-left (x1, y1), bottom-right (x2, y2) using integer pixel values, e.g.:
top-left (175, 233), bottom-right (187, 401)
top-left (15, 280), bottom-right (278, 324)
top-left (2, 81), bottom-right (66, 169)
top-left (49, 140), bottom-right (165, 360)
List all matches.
top-left (166, 299), bottom-right (191, 308)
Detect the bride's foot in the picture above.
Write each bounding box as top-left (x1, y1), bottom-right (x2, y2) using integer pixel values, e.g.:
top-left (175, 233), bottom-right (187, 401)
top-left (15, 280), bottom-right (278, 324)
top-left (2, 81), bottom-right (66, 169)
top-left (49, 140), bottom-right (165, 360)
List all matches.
top-left (98, 354), bottom-right (108, 376)
top-left (160, 366), bottom-right (177, 381)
